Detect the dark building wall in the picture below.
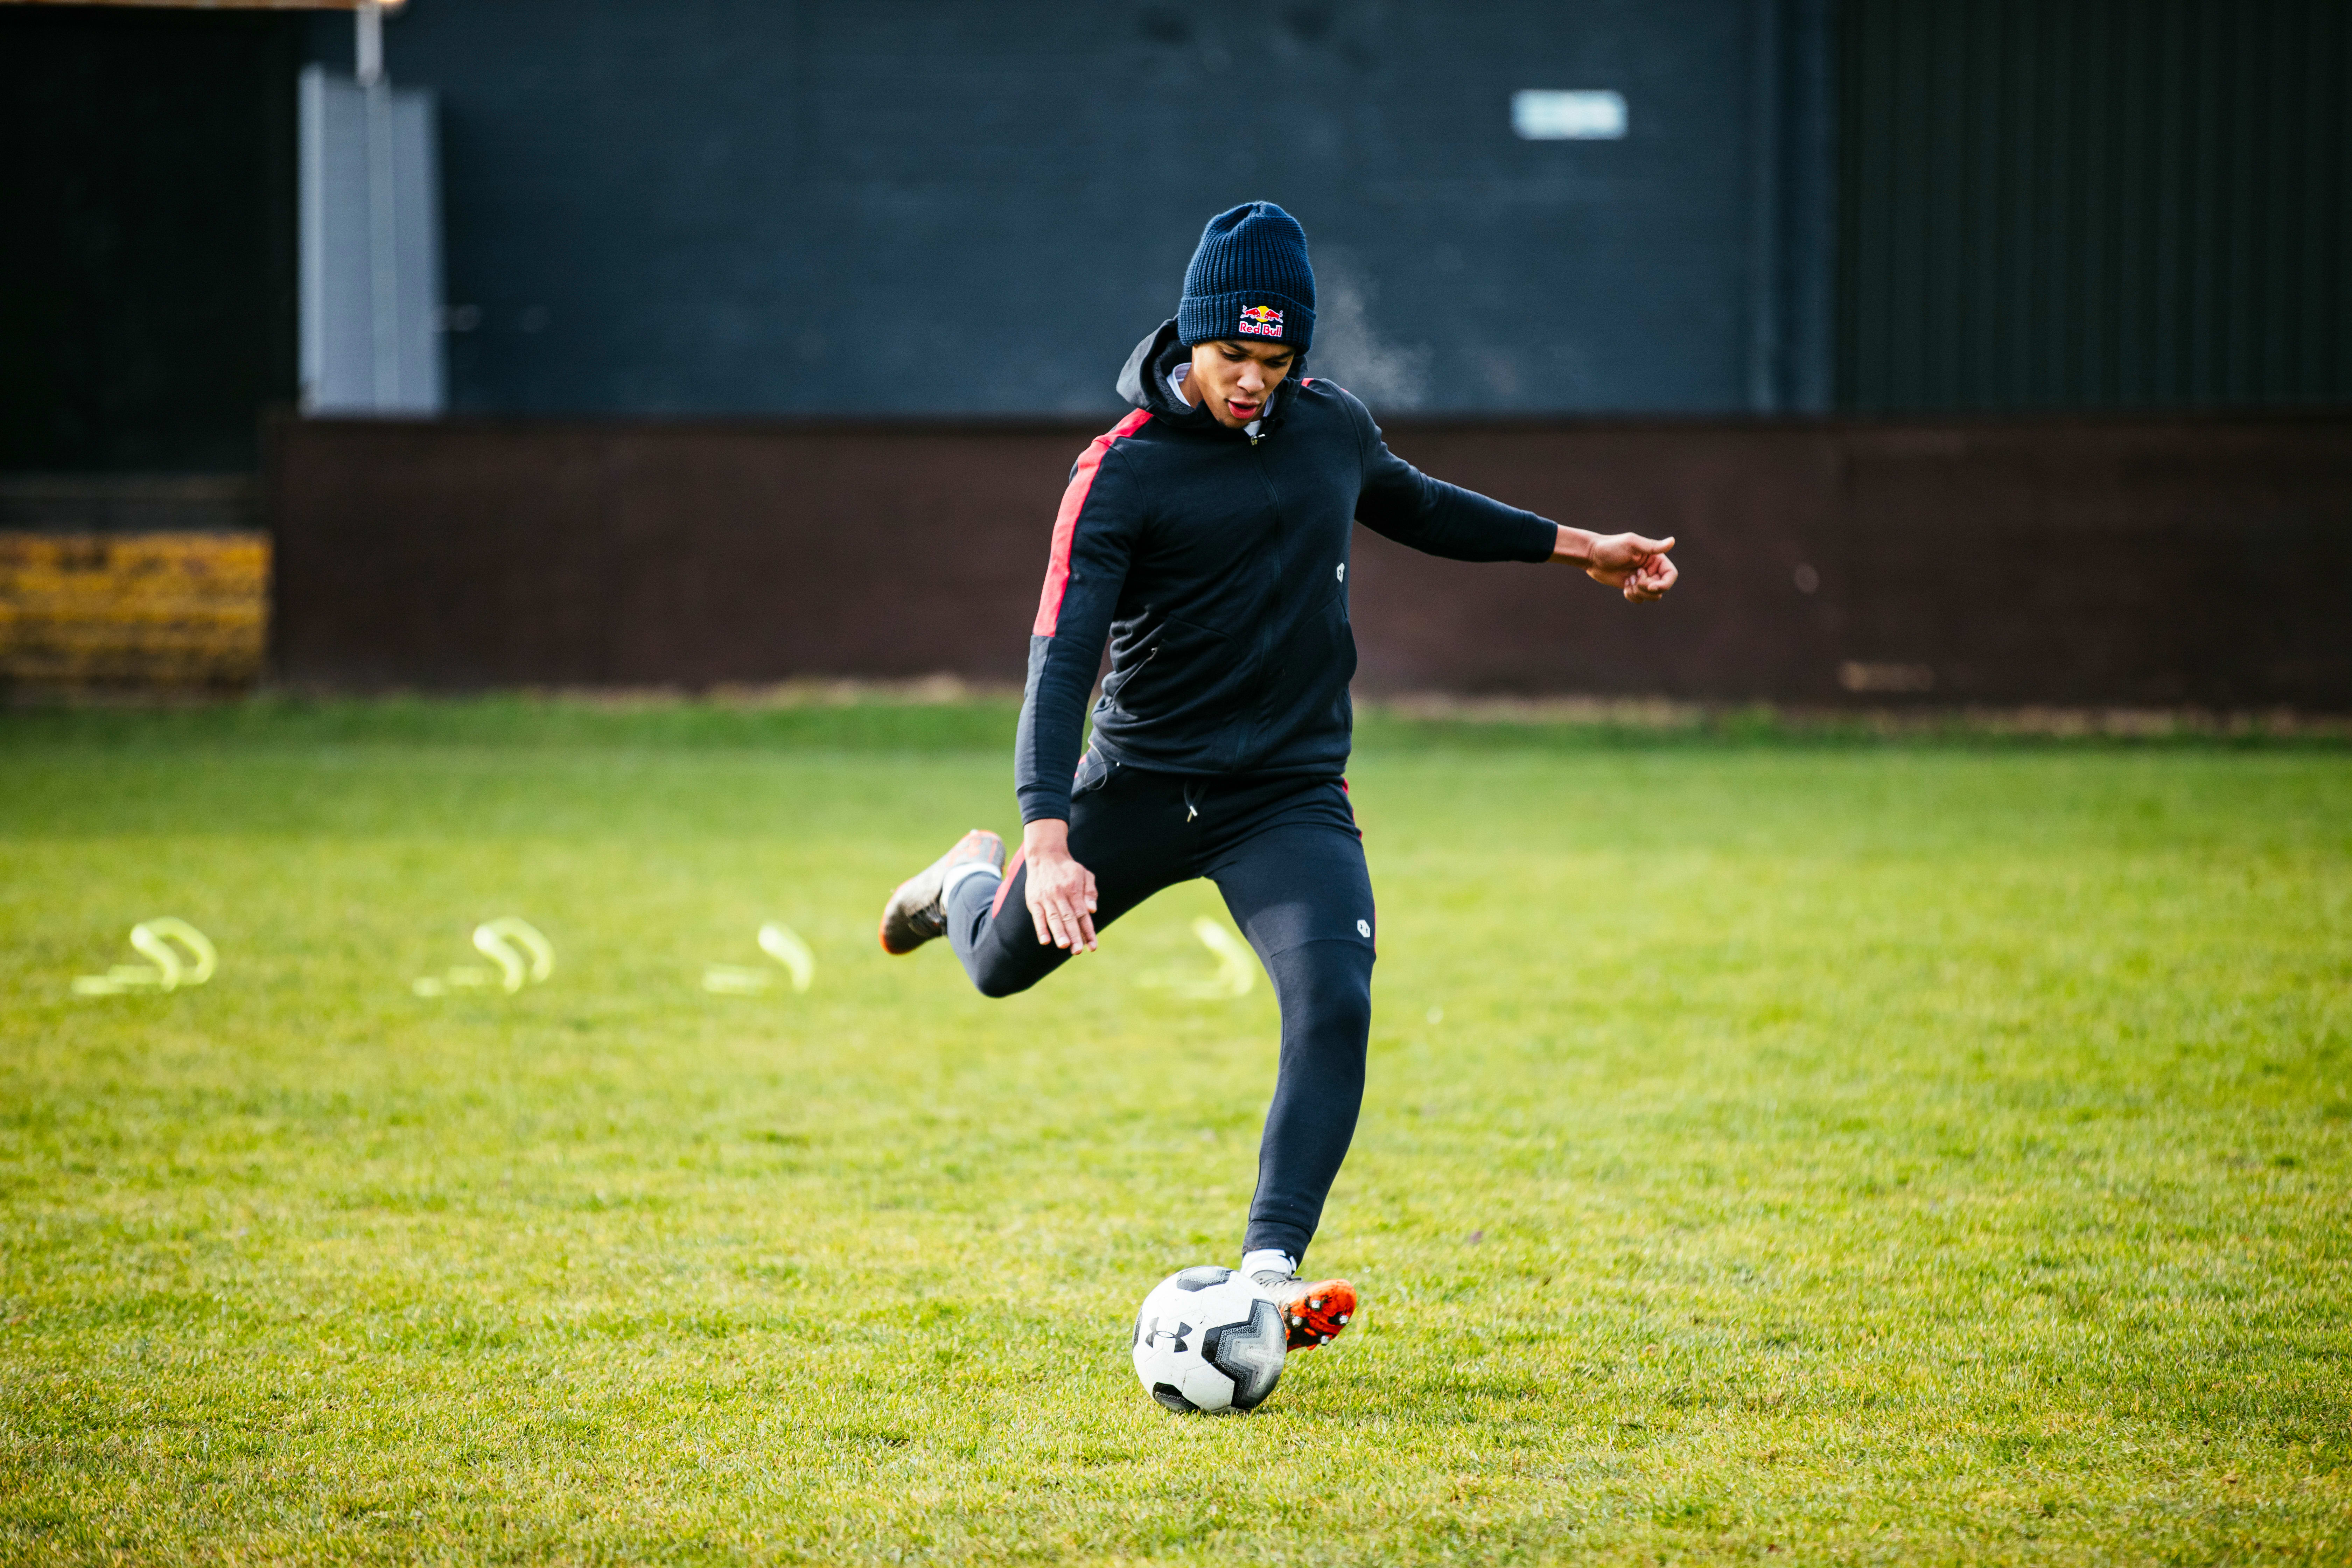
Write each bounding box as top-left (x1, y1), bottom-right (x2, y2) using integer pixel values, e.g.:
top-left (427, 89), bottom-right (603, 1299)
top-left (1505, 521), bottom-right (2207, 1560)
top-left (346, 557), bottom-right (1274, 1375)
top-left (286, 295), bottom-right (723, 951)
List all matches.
top-left (1839, 0), bottom-right (2352, 412)
top-left (0, 7), bottom-right (301, 473)
top-left (14, 0), bottom-right (2348, 492)
top-left (314, 0), bottom-right (1833, 418)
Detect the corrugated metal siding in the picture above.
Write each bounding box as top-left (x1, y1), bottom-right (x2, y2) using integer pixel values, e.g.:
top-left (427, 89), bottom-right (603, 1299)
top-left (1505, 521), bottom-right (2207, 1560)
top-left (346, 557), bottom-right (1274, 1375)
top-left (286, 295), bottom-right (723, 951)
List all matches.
top-left (1837, 0), bottom-right (2352, 412)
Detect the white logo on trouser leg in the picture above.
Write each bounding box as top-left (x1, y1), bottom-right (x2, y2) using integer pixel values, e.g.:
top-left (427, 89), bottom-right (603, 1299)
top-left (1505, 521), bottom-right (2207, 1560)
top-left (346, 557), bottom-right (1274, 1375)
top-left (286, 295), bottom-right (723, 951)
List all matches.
top-left (1357, 919), bottom-right (1371, 938)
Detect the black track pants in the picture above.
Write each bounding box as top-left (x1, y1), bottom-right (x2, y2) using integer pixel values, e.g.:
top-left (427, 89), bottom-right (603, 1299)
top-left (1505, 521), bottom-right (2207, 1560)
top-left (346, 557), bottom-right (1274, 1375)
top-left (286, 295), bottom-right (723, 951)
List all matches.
top-left (946, 755), bottom-right (1375, 1265)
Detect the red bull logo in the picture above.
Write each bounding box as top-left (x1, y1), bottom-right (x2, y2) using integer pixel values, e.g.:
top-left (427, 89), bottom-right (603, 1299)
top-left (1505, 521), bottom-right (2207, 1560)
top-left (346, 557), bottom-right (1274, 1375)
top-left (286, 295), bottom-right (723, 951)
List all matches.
top-left (1235, 305), bottom-right (1284, 338)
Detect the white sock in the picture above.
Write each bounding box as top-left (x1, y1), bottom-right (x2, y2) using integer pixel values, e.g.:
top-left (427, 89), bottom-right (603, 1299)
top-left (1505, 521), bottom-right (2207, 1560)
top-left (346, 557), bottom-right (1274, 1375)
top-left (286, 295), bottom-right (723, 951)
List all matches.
top-left (938, 860), bottom-right (1002, 907)
top-left (1241, 1248), bottom-right (1296, 1281)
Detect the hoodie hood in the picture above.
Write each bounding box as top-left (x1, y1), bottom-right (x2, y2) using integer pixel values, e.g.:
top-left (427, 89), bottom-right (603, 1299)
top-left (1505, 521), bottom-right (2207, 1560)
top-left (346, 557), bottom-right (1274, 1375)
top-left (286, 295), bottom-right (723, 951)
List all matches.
top-left (1115, 318), bottom-right (1298, 435)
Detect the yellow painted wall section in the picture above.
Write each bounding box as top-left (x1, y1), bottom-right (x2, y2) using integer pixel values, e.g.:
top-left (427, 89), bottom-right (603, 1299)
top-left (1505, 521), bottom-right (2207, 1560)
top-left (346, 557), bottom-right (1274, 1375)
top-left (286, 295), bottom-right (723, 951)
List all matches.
top-left (0, 533), bottom-right (269, 690)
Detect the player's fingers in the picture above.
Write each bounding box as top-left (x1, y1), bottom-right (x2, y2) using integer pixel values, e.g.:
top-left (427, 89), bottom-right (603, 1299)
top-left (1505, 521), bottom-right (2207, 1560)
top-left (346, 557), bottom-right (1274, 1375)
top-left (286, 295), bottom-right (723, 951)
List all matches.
top-left (1626, 533), bottom-right (1675, 555)
top-left (1625, 556), bottom-right (1673, 598)
top-left (1077, 909), bottom-right (1098, 950)
top-left (1028, 891), bottom-right (1055, 945)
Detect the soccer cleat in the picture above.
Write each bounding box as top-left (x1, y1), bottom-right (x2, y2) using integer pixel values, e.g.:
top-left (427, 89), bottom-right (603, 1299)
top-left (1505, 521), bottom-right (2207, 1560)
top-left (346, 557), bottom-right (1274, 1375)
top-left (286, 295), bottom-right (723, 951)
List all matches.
top-left (878, 829), bottom-right (1006, 955)
top-left (1251, 1269), bottom-right (1359, 1351)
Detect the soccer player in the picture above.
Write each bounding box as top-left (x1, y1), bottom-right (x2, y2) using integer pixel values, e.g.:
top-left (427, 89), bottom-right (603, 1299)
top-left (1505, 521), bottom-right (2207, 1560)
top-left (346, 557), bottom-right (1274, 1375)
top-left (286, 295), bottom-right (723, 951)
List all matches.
top-left (879, 202), bottom-right (1677, 1354)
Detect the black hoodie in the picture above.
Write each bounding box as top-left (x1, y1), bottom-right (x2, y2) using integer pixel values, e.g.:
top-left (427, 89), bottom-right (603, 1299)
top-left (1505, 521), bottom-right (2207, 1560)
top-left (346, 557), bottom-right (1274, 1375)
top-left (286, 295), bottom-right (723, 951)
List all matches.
top-left (1013, 319), bottom-right (1558, 825)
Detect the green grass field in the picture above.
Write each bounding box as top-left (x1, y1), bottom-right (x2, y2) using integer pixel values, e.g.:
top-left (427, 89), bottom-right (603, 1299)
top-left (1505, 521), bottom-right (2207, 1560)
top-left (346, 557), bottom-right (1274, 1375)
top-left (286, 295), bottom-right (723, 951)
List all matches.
top-left (2, 699), bottom-right (2347, 1564)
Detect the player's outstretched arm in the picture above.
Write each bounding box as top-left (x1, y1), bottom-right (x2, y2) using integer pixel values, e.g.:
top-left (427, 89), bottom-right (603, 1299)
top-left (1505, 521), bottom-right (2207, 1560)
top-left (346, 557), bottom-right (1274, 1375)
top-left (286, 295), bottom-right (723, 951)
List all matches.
top-left (1022, 817), bottom-right (1100, 953)
top-left (1347, 391), bottom-right (1677, 588)
top-left (1552, 526), bottom-right (1679, 602)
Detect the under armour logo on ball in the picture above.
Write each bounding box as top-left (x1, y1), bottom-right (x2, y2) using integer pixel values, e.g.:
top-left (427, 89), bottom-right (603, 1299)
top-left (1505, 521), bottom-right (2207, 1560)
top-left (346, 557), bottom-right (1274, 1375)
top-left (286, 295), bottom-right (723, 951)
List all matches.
top-left (1140, 1316), bottom-right (1192, 1353)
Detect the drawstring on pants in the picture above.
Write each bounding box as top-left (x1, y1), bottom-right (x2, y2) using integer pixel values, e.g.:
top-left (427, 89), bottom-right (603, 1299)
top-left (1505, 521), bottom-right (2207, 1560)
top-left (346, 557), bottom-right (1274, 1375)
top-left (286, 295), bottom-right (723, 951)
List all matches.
top-left (1183, 779), bottom-right (1202, 823)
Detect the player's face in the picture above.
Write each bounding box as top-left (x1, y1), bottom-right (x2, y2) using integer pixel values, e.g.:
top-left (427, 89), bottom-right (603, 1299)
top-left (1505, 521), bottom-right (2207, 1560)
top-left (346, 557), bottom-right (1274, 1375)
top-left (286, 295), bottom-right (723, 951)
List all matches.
top-left (1187, 339), bottom-right (1297, 428)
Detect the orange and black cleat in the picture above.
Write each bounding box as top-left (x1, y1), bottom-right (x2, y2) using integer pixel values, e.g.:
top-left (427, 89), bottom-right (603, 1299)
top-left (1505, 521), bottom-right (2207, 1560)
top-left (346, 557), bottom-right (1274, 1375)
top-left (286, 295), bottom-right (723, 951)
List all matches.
top-left (1259, 1275), bottom-right (1358, 1350)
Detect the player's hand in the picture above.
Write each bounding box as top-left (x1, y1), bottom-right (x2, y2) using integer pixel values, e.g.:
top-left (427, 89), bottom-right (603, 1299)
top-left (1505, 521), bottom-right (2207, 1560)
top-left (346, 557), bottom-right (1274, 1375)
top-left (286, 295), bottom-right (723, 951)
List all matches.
top-left (1556, 526), bottom-right (1679, 602)
top-left (1022, 818), bottom-right (1099, 953)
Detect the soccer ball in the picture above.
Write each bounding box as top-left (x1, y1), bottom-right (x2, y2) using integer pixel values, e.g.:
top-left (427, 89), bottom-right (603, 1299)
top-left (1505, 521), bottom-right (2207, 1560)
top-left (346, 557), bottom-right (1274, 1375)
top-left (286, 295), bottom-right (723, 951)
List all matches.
top-left (1130, 1265), bottom-right (1287, 1414)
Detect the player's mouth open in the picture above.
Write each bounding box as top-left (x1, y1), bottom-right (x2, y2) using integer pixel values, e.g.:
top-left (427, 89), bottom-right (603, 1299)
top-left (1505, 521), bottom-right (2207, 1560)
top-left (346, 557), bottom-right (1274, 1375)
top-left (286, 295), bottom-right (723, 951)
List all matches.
top-left (1227, 399), bottom-right (1261, 417)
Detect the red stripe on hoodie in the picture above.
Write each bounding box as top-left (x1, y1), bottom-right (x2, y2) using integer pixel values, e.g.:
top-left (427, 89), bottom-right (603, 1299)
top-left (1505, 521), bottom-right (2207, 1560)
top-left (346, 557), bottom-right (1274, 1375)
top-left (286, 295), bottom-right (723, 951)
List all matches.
top-left (1032, 408), bottom-right (1152, 637)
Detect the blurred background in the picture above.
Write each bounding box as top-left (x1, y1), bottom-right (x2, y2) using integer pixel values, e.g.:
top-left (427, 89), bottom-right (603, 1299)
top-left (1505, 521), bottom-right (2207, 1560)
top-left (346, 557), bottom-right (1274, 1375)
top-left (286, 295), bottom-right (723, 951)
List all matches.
top-left (2, 0), bottom-right (2346, 709)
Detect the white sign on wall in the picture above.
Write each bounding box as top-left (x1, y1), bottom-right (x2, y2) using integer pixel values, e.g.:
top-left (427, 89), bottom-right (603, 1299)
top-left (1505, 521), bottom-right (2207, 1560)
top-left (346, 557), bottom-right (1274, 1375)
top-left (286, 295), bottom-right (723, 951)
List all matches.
top-left (1511, 89), bottom-right (1629, 141)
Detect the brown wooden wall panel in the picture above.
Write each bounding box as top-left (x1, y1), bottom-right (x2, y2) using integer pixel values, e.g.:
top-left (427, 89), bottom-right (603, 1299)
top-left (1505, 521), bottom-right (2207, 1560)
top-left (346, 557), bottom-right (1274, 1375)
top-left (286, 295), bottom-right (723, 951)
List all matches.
top-left (598, 427), bottom-right (1081, 686)
top-left (1834, 424), bottom-right (2352, 705)
top-left (270, 414), bottom-right (2352, 709)
top-left (1352, 425), bottom-right (1852, 701)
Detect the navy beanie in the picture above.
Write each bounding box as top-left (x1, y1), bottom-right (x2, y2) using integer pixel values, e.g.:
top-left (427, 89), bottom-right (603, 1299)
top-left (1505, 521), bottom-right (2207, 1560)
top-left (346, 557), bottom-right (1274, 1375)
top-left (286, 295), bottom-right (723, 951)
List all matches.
top-left (1177, 201), bottom-right (1316, 352)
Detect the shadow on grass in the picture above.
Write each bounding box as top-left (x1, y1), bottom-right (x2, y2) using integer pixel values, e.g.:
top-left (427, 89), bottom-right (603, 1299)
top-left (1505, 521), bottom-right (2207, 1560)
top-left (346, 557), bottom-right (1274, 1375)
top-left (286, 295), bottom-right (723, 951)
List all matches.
top-left (2, 691), bottom-right (2345, 754)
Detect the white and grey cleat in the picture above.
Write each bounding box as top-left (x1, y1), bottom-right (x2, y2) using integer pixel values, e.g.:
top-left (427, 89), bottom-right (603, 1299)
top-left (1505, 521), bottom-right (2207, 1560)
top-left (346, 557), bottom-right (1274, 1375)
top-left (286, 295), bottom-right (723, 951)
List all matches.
top-left (878, 829), bottom-right (1005, 955)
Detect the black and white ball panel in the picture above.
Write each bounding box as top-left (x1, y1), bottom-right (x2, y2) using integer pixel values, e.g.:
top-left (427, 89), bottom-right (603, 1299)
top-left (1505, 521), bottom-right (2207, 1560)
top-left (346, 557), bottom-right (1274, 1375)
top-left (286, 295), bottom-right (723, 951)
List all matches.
top-left (1201, 1296), bottom-right (1285, 1410)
